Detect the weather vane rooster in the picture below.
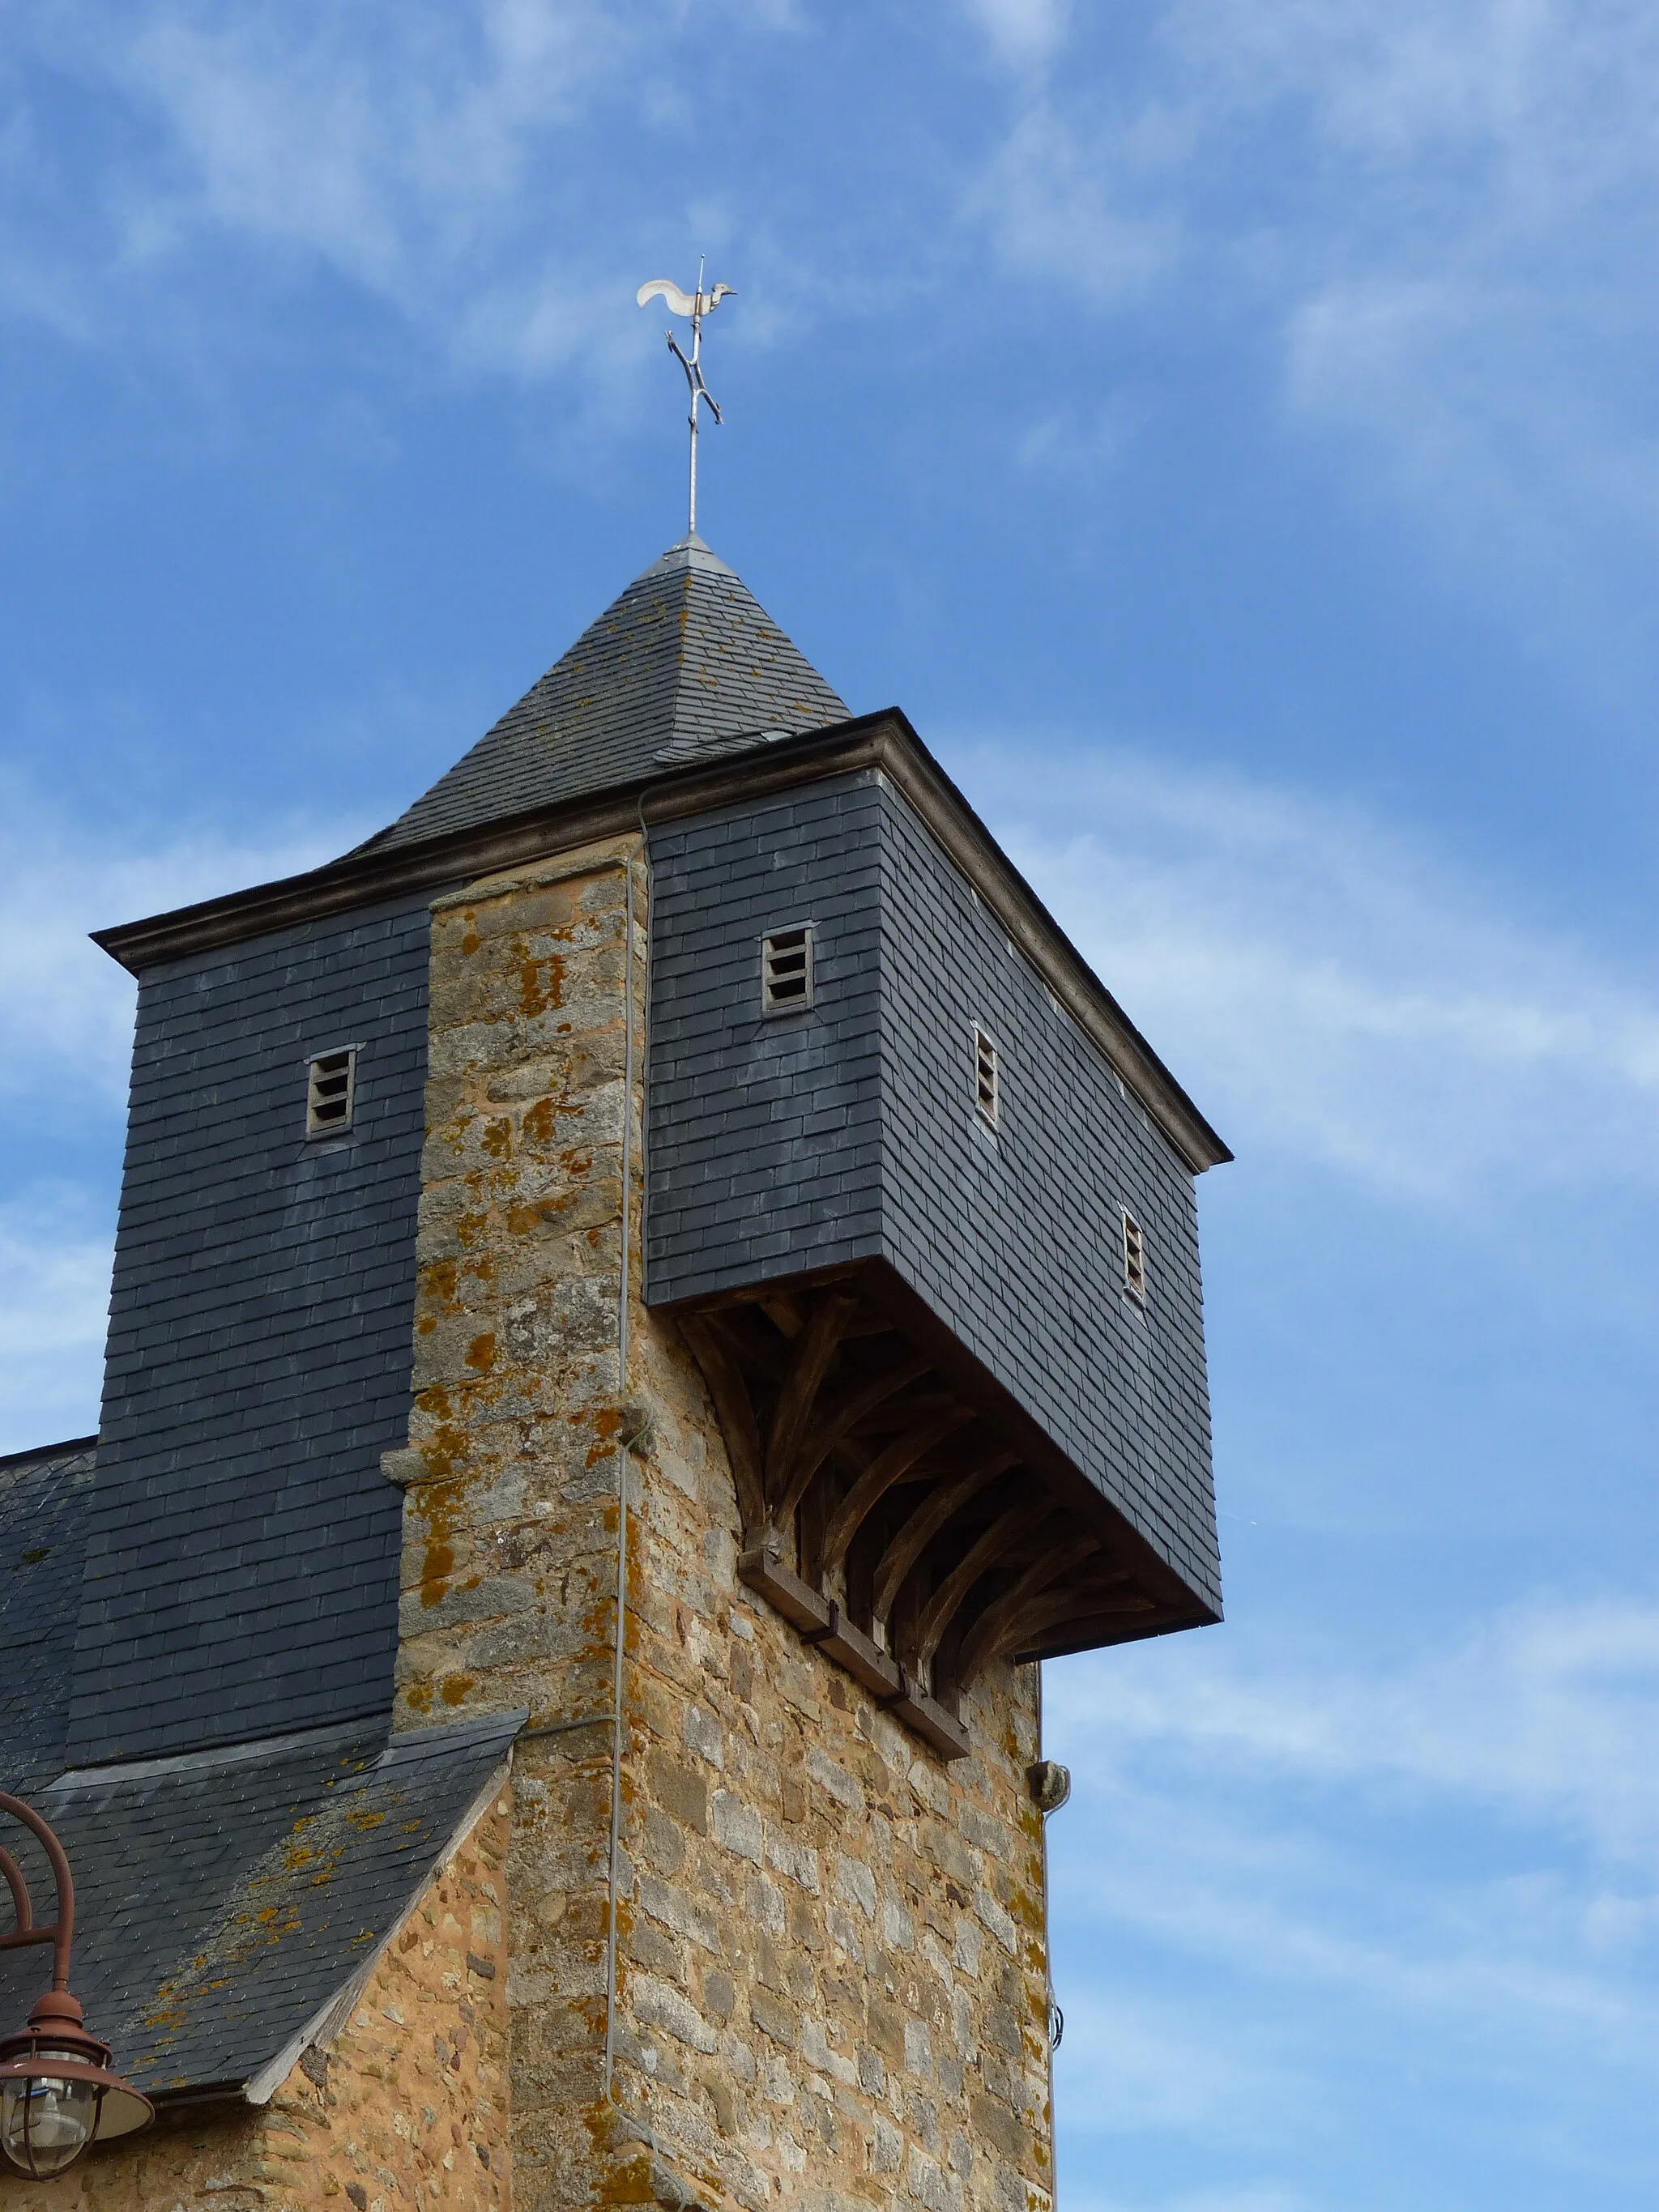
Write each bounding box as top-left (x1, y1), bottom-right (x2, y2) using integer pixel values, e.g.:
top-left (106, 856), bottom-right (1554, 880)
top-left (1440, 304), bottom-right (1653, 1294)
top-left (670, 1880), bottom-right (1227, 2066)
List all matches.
top-left (637, 259), bottom-right (735, 538)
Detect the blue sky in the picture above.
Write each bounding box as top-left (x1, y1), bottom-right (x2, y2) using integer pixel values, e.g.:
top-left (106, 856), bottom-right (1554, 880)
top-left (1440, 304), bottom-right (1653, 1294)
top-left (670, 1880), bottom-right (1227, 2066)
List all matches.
top-left (2, 3), bottom-right (1655, 2206)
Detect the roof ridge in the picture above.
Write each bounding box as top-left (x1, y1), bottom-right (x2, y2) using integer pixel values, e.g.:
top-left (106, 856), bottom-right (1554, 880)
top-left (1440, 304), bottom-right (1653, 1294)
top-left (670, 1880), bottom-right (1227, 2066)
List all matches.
top-left (0, 1433), bottom-right (98, 1473)
top-left (49, 1717), bottom-right (382, 1792)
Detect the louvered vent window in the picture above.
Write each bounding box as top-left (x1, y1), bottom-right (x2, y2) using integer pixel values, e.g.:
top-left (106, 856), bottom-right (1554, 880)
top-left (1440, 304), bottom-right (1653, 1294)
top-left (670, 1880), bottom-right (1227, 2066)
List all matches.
top-left (1122, 1212), bottom-right (1146, 1301)
top-left (761, 926), bottom-right (815, 1015)
top-left (973, 1026), bottom-right (1000, 1125)
top-left (306, 1047), bottom-right (356, 1137)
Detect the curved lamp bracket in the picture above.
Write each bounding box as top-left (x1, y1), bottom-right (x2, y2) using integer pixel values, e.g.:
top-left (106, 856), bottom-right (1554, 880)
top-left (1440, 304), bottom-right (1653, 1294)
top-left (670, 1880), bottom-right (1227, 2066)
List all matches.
top-left (0, 1791), bottom-right (152, 2178)
top-left (0, 1792), bottom-right (77, 1992)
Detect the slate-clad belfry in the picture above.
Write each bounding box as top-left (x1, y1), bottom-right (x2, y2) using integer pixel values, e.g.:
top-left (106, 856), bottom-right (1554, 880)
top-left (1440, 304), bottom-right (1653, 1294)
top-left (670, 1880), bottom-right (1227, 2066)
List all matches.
top-left (0, 536), bottom-right (1228, 2212)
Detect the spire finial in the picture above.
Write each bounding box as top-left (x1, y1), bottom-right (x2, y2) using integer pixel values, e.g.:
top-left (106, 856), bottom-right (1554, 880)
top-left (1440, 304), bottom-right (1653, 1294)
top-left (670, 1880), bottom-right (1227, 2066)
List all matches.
top-left (637, 261), bottom-right (735, 538)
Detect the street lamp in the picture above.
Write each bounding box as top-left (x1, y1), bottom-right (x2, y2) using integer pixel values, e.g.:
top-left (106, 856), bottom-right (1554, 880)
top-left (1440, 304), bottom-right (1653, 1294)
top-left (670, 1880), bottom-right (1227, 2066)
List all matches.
top-left (0, 1792), bottom-right (152, 2180)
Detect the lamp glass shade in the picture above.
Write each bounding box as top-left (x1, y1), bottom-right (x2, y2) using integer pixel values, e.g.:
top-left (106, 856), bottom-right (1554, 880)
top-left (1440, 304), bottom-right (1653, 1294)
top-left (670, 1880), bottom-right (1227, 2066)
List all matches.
top-left (1, 2056), bottom-right (100, 2178)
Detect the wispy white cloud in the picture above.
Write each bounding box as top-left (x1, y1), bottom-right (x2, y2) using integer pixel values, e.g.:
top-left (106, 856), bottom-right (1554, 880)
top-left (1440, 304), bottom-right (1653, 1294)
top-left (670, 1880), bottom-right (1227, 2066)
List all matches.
top-left (1051, 1988), bottom-right (1303, 2138)
top-left (1070, 2187), bottom-right (1307, 2212)
top-left (0, 1), bottom-right (660, 377)
top-left (0, 0), bottom-right (830, 386)
top-left (0, 1184), bottom-right (113, 1449)
top-left (0, 785), bottom-right (352, 1102)
top-left (1016, 393), bottom-right (1145, 479)
top-left (113, 2), bottom-right (625, 287)
top-left (8, 0), bottom-right (1655, 647)
top-left (1162, 0), bottom-right (1655, 173)
top-left (1056, 1588), bottom-right (1659, 1865)
top-left (961, 744), bottom-right (1659, 1196)
top-left (957, 0), bottom-right (1074, 69)
top-left (1044, 1586), bottom-right (1659, 2193)
top-left (968, 101), bottom-right (1184, 307)
top-left (1282, 266), bottom-right (1659, 671)
top-left (965, 0), bottom-right (1659, 646)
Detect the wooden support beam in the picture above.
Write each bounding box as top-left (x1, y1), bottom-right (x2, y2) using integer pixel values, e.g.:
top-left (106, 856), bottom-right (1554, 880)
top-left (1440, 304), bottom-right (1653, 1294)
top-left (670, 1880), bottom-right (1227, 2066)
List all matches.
top-left (772, 1351), bottom-right (932, 1528)
top-left (1009, 1608), bottom-right (1168, 1664)
top-left (888, 1673), bottom-right (970, 1760)
top-left (911, 1504), bottom-right (1052, 1674)
top-left (955, 1539), bottom-right (1107, 1687)
top-left (757, 1292), bottom-right (806, 1339)
top-left (739, 1533), bottom-right (834, 1637)
top-left (997, 1585), bottom-right (1156, 1657)
top-left (870, 1451), bottom-right (1016, 1625)
top-left (816, 1407), bottom-right (977, 1580)
top-left (810, 1603), bottom-right (905, 1702)
top-left (701, 1302), bottom-right (788, 1383)
top-left (764, 1291), bottom-right (857, 1517)
top-left (676, 1264), bottom-right (1189, 1760)
top-left (846, 1392), bottom-right (962, 1434)
top-left (678, 1311), bottom-right (767, 1536)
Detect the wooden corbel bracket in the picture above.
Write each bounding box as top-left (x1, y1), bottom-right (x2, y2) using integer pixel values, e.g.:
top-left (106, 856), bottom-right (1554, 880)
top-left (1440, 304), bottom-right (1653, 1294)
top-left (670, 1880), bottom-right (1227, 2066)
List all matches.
top-left (676, 1262), bottom-right (1172, 1761)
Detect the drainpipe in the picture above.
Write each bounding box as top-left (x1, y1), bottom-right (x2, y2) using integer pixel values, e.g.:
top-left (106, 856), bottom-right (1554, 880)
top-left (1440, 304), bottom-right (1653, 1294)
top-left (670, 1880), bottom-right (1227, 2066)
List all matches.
top-left (603, 832), bottom-right (646, 2101)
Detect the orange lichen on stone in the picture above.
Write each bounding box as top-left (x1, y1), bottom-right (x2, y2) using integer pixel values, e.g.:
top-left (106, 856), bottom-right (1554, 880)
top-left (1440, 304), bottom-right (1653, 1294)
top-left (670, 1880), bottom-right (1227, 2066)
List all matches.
top-left (384, 840), bottom-right (648, 2210)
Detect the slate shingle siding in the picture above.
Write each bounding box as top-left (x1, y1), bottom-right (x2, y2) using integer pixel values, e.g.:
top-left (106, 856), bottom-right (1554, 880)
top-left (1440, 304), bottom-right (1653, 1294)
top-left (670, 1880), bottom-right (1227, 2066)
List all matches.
top-left (66, 894), bottom-right (433, 1767)
top-left (0, 1439), bottom-right (97, 1792)
top-left (646, 776), bottom-right (887, 1285)
top-left (645, 771), bottom-right (1220, 1612)
top-left (875, 784), bottom-right (1220, 1609)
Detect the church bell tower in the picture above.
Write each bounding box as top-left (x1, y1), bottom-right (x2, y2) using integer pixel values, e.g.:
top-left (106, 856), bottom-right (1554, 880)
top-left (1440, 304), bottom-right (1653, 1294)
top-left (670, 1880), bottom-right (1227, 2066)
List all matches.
top-left (372, 530), bottom-right (1229, 2209)
top-left (1, 528), bottom-right (1226, 2212)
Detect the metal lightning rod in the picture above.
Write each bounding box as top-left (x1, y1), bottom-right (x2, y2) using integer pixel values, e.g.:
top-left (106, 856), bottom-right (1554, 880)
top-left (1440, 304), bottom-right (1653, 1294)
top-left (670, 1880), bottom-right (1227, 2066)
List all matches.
top-left (637, 260), bottom-right (734, 537)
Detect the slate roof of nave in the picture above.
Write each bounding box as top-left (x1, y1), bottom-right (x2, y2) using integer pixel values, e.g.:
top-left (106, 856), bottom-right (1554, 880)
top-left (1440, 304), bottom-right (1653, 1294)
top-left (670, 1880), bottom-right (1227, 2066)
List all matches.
top-left (0, 1440), bottom-right (524, 2103)
top-left (0, 1436), bottom-right (96, 1796)
top-left (0, 1709), bottom-right (521, 2099)
top-left (353, 534), bottom-right (851, 857)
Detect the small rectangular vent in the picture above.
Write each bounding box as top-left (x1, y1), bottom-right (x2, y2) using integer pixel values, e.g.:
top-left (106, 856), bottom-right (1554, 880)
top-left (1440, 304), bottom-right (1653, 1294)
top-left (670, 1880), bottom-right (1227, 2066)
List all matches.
top-left (761, 926), bottom-right (814, 1016)
top-left (306, 1047), bottom-right (356, 1137)
top-left (1122, 1212), bottom-right (1146, 1301)
top-left (973, 1027), bottom-right (1000, 1125)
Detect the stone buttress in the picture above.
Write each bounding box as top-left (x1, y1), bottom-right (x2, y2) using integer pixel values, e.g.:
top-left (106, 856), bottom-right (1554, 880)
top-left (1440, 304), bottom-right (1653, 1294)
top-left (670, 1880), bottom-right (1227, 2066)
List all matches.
top-left (390, 837), bottom-right (1057, 2212)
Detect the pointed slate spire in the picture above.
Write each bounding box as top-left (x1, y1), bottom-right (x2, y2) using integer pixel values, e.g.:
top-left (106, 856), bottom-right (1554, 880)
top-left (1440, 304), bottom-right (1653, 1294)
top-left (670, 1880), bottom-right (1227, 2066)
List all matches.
top-left (358, 536), bottom-right (850, 855)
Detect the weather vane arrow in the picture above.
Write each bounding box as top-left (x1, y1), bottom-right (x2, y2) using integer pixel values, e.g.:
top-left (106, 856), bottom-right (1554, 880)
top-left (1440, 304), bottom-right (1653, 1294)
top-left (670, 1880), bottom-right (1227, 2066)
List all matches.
top-left (638, 259), bottom-right (734, 538)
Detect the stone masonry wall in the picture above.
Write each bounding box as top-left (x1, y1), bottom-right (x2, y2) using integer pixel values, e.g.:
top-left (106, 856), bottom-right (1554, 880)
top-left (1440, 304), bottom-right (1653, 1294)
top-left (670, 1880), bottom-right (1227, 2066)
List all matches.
top-left (391, 833), bottom-right (1057, 2212)
top-left (0, 1799), bottom-right (511, 2212)
top-left (389, 837), bottom-right (645, 2211)
top-left (615, 1324), bottom-right (1056, 2212)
